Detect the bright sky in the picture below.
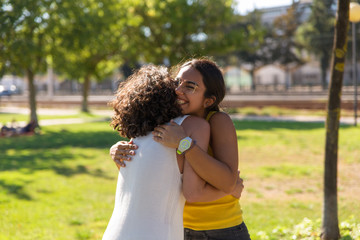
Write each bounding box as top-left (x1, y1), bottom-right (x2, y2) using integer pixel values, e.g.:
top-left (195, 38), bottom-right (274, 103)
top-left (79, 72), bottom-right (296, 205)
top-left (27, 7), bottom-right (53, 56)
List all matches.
top-left (235, 0), bottom-right (293, 14)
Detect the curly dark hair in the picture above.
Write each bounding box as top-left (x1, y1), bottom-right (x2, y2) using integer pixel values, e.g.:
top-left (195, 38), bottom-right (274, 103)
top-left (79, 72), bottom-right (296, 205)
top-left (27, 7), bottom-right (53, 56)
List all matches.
top-left (109, 65), bottom-right (182, 139)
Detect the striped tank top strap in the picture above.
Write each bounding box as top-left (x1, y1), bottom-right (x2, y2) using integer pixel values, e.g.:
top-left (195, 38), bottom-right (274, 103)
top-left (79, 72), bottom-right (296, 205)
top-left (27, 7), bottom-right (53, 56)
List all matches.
top-left (205, 111), bottom-right (217, 122)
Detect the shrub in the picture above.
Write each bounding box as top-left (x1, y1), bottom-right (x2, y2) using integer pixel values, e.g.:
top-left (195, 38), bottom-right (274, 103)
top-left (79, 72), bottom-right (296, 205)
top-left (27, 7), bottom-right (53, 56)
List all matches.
top-left (255, 217), bottom-right (360, 240)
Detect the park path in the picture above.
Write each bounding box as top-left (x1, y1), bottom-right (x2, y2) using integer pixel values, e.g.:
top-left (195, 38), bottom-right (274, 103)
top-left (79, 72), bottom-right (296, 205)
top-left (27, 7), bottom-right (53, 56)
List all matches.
top-left (1, 106), bottom-right (358, 126)
top-left (0, 106), bottom-right (111, 126)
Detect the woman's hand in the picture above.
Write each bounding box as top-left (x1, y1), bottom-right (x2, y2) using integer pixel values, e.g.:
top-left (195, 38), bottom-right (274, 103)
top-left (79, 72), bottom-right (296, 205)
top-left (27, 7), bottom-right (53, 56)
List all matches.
top-left (110, 140), bottom-right (138, 168)
top-left (152, 120), bottom-right (187, 148)
top-left (231, 171), bottom-right (244, 199)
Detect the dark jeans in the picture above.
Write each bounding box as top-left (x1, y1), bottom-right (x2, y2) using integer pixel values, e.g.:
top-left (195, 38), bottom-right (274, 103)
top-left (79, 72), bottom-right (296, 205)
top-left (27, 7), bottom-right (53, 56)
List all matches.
top-left (184, 222), bottom-right (251, 240)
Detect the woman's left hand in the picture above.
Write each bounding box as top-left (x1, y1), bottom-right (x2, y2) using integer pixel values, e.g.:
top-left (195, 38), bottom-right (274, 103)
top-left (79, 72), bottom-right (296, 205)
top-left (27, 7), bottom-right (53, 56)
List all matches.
top-left (231, 171), bottom-right (244, 199)
top-left (152, 120), bottom-right (187, 148)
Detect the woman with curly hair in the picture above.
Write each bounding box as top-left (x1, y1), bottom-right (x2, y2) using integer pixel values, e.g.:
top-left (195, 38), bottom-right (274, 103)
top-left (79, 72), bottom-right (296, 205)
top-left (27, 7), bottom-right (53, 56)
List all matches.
top-left (102, 65), bottom-right (239, 240)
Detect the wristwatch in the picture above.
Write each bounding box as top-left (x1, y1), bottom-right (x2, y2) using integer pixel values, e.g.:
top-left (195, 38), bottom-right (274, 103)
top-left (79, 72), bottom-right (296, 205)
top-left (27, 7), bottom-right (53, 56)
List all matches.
top-left (177, 137), bottom-right (193, 155)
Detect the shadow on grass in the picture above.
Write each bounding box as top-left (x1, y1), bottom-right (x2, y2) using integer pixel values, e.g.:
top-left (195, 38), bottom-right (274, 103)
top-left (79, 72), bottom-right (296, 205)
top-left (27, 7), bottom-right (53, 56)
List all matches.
top-left (0, 179), bottom-right (33, 201)
top-left (0, 129), bottom-right (124, 173)
top-left (0, 128), bottom-right (124, 200)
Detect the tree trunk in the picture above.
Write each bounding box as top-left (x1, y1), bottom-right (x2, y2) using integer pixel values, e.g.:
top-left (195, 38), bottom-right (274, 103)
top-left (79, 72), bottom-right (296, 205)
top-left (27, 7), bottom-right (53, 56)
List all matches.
top-left (250, 68), bottom-right (256, 91)
top-left (285, 66), bottom-right (291, 90)
top-left (321, 1), bottom-right (349, 240)
top-left (27, 68), bottom-right (39, 127)
top-left (81, 75), bottom-right (90, 112)
top-left (321, 52), bottom-right (329, 90)
top-left (47, 66), bottom-right (54, 98)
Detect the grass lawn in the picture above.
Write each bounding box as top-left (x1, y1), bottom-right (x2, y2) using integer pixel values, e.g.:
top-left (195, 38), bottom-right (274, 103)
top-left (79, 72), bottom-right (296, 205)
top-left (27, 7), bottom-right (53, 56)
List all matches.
top-left (226, 106), bottom-right (357, 118)
top-left (0, 118), bottom-right (359, 239)
top-left (236, 120), bottom-right (360, 239)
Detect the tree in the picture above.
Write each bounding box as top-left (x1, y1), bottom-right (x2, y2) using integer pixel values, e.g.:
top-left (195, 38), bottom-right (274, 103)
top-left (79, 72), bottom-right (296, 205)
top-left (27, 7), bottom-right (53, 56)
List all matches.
top-left (129, 0), bottom-right (246, 66)
top-left (322, 0), bottom-right (349, 239)
top-left (1, 0), bottom-right (53, 126)
top-left (51, 0), bottom-right (244, 112)
top-left (50, 0), bottom-right (140, 112)
top-left (296, 0), bottom-right (336, 90)
top-left (232, 10), bottom-right (270, 90)
top-left (271, 2), bottom-right (305, 90)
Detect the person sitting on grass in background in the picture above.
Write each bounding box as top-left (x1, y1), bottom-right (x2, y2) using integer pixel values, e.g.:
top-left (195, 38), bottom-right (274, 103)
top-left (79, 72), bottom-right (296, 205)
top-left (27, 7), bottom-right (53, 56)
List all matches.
top-left (102, 64), bottom-right (242, 240)
top-left (0, 119), bottom-right (37, 137)
top-left (109, 58), bottom-right (251, 240)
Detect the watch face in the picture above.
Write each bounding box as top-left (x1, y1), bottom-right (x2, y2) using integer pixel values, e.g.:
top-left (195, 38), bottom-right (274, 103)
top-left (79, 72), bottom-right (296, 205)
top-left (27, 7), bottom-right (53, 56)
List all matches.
top-left (180, 139), bottom-right (191, 150)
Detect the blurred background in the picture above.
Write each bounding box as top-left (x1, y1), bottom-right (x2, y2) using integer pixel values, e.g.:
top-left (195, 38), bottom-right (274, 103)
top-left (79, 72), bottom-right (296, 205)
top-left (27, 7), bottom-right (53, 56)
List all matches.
top-left (1, 0), bottom-right (359, 113)
top-left (1, 1), bottom-right (360, 240)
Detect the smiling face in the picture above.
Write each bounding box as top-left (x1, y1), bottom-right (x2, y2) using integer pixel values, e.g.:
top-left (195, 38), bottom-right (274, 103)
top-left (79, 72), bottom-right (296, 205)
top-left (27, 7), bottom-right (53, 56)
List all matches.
top-left (175, 65), bottom-right (214, 118)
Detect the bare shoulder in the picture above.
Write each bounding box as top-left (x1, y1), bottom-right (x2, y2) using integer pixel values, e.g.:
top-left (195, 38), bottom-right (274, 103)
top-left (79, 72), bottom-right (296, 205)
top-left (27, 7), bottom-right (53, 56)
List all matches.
top-left (182, 115), bottom-right (210, 132)
top-left (209, 112), bottom-right (238, 162)
top-left (209, 112), bottom-right (234, 127)
top-left (208, 112), bottom-right (236, 141)
top-left (182, 115), bottom-right (210, 127)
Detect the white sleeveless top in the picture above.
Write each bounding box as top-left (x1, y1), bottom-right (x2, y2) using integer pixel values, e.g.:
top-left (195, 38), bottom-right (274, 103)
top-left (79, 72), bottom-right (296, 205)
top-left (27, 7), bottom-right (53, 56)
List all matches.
top-left (102, 116), bottom-right (188, 240)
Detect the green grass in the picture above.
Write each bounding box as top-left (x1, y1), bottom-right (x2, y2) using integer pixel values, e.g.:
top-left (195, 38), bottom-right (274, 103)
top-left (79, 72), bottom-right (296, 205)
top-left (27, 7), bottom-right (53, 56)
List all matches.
top-left (226, 106), bottom-right (356, 117)
top-left (0, 122), bottom-right (123, 240)
top-left (236, 120), bottom-right (360, 238)
top-left (1, 119), bottom-right (359, 239)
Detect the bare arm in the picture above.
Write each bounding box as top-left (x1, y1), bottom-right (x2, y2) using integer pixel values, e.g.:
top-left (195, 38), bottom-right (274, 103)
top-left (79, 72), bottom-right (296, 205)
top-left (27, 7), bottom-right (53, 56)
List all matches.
top-left (183, 160), bottom-right (228, 202)
top-left (181, 116), bottom-right (243, 202)
top-left (154, 112), bottom-right (239, 194)
top-left (181, 116), bottom-right (230, 202)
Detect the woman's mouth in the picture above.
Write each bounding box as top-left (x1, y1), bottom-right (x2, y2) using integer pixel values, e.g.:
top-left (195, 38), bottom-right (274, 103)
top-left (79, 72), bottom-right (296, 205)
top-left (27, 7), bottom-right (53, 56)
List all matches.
top-left (176, 99), bottom-right (187, 105)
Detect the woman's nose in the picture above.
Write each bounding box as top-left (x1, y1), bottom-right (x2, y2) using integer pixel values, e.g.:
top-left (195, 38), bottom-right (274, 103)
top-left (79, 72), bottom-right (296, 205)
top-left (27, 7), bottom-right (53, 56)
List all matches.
top-left (175, 86), bottom-right (183, 95)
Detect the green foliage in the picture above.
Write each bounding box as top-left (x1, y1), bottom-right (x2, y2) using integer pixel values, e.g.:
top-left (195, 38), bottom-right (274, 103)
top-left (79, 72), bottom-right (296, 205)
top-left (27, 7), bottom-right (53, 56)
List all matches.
top-left (1, 0), bottom-right (253, 113)
top-left (254, 217), bottom-right (360, 240)
top-left (228, 10), bottom-right (269, 90)
top-left (296, 0), bottom-right (335, 56)
top-left (230, 3), bottom-right (305, 90)
top-left (128, 0), bottom-right (245, 65)
top-left (271, 2), bottom-right (304, 68)
top-left (295, 0), bottom-right (336, 88)
top-left (50, 0), bottom-right (134, 82)
top-left (0, 0), bottom-right (59, 122)
top-left (0, 0), bottom-right (52, 75)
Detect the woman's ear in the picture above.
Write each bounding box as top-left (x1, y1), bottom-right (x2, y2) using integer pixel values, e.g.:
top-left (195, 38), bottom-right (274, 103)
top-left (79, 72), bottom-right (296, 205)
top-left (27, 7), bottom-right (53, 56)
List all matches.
top-left (204, 96), bottom-right (216, 108)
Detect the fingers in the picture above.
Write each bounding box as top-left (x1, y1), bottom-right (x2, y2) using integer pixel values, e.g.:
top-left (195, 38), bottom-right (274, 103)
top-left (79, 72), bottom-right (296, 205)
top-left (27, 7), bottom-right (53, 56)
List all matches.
top-left (153, 126), bottom-right (166, 133)
top-left (117, 142), bottom-right (138, 150)
top-left (114, 151), bottom-right (134, 162)
top-left (114, 151), bottom-right (134, 167)
top-left (152, 127), bottom-right (165, 140)
top-left (110, 140), bottom-right (138, 168)
top-left (153, 135), bottom-right (162, 142)
top-left (152, 130), bottom-right (162, 138)
top-left (115, 159), bottom-right (126, 168)
top-left (114, 147), bottom-right (136, 167)
top-left (116, 148), bottom-right (136, 156)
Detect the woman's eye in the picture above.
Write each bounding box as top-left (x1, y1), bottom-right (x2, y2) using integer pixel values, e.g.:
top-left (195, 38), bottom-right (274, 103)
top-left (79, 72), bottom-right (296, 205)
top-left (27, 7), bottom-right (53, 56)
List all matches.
top-left (185, 85), bottom-right (195, 89)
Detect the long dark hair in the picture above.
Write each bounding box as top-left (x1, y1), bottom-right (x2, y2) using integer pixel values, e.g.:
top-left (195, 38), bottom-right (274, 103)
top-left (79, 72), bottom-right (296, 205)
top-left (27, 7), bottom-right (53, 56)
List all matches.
top-left (174, 58), bottom-right (225, 114)
top-left (109, 65), bottom-right (182, 139)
